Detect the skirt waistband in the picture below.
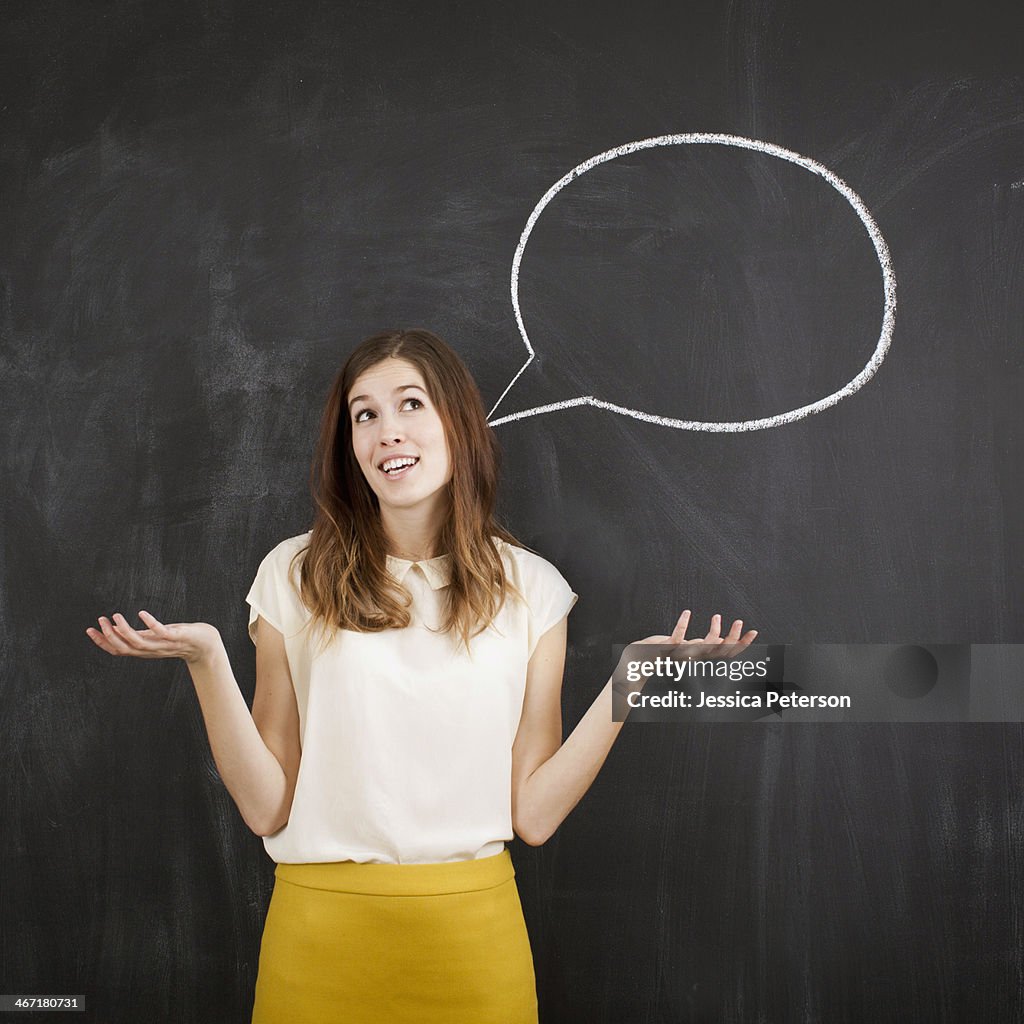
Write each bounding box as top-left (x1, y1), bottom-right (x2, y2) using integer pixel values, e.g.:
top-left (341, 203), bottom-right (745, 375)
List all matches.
top-left (273, 848), bottom-right (515, 896)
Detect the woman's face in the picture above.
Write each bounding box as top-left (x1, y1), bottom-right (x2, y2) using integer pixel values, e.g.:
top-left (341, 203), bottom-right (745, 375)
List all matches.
top-left (347, 357), bottom-right (453, 517)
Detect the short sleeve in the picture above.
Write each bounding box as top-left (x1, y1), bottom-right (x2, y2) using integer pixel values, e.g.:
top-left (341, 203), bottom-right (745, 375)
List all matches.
top-left (245, 536), bottom-right (311, 646)
top-left (525, 555), bottom-right (578, 660)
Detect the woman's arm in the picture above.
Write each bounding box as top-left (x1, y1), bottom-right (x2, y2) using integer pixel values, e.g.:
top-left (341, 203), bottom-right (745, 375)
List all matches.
top-left (510, 618), bottom-right (621, 847)
top-left (188, 617), bottom-right (301, 837)
top-left (511, 611), bottom-right (756, 846)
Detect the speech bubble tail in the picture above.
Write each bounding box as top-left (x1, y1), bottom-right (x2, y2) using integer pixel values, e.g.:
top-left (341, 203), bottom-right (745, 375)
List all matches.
top-left (487, 396), bottom-right (595, 427)
top-left (486, 356), bottom-right (595, 427)
top-left (486, 356), bottom-right (534, 421)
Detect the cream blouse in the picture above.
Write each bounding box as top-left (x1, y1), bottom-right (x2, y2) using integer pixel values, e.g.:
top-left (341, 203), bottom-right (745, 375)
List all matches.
top-left (244, 531), bottom-right (578, 864)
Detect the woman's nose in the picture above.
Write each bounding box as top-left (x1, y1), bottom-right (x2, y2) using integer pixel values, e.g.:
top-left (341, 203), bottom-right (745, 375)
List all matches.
top-left (376, 421), bottom-right (403, 446)
top-left (375, 415), bottom-right (404, 445)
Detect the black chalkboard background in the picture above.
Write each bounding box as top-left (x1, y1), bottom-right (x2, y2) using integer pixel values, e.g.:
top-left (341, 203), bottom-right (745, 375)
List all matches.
top-left (3, 1), bottom-right (1022, 1021)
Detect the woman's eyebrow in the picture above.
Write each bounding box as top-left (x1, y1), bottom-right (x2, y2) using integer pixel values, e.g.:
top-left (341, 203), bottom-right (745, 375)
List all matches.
top-left (348, 384), bottom-right (426, 408)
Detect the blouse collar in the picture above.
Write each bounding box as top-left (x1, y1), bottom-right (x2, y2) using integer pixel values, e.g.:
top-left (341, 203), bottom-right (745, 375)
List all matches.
top-left (385, 553), bottom-right (453, 591)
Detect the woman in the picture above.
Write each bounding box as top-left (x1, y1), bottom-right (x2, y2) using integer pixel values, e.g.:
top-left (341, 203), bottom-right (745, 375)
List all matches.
top-left (86, 328), bottom-right (756, 1023)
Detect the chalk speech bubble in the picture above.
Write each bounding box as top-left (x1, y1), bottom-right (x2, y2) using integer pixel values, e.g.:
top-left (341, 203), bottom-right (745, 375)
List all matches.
top-left (486, 133), bottom-right (897, 431)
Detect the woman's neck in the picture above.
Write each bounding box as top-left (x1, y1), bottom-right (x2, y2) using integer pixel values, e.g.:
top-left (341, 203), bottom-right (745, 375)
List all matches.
top-left (380, 505), bottom-right (447, 562)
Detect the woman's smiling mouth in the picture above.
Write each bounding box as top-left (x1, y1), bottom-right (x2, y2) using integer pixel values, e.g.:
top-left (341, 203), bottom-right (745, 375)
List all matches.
top-left (379, 456), bottom-right (420, 479)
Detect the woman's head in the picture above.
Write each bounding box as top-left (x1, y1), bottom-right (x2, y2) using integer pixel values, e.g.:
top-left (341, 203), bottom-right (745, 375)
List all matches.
top-left (298, 329), bottom-right (523, 651)
top-left (346, 355), bottom-right (453, 524)
top-left (329, 329), bottom-right (501, 544)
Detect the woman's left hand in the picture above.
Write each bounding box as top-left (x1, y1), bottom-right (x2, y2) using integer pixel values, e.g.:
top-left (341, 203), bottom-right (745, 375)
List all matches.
top-left (630, 610), bottom-right (758, 660)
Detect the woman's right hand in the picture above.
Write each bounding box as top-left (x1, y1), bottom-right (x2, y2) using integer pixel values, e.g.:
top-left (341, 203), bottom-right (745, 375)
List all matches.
top-left (86, 611), bottom-right (222, 665)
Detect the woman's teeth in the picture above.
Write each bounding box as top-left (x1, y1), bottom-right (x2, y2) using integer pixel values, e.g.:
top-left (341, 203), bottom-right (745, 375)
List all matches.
top-left (381, 457), bottom-right (419, 476)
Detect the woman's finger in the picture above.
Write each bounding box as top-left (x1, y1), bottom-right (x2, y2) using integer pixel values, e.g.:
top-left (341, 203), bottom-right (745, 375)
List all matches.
top-left (706, 614), bottom-right (722, 641)
top-left (109, 613), bottom-right (153, 652)
top-left (138, 610), bottom-right (169, 636)
top-left (669, 610), bottom-right (691, 644)
top-left (738, 629), bottom-right (759, 649)
top-left (94, 616), bottom-right (135, 656)
top-left (85, 626), bottom-right (119, 655)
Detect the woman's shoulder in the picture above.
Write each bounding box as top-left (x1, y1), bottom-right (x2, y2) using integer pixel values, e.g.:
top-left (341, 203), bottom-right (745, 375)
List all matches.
top-left (492, 536), bottom-right (569, 586)
top-left (278, 529), bottom-right (313, 552)
top-left (492, 538), bottom-right (578, 645)
top-left (257, 530), bottom-right (313, 572)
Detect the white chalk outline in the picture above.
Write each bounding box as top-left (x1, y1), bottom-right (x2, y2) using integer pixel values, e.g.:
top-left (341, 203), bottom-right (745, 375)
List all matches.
top-left (486, 133), bottom-right (896, 431)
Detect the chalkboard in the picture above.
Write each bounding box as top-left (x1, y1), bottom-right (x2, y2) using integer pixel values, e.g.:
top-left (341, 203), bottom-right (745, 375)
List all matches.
top-left (3, 0), bottom-right (1023, 1020)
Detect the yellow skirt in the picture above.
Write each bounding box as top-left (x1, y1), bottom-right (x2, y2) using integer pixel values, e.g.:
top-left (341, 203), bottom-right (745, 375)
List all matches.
top-left (251, 849), bottom-right (538, 1024)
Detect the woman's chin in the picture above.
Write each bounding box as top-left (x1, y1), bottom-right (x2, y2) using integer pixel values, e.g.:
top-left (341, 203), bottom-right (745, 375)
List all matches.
top-left (376, 487), bottom-right (444, 513)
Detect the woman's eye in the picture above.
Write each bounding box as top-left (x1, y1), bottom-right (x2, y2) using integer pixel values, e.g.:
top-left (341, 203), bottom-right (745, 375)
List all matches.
top-left (353, 398), bottom-right (422, 423)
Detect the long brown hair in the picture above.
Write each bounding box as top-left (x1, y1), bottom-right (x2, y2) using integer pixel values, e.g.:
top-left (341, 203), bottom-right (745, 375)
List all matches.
top-left (291, 328), bottom-right (526, 654)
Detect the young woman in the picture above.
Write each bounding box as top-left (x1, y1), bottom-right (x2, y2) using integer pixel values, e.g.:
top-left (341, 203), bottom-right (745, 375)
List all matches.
top-left (86, 328), bottom-right (756, 1023)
